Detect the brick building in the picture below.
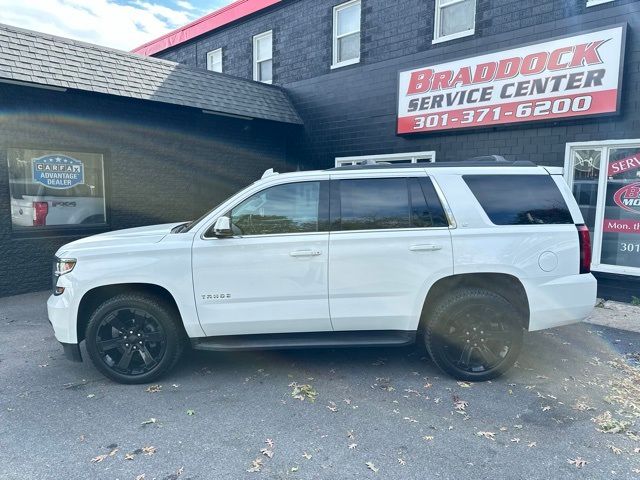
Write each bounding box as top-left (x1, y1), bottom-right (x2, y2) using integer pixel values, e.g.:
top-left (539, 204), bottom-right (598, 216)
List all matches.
top-left (1, 0), bottom-right (639, 299)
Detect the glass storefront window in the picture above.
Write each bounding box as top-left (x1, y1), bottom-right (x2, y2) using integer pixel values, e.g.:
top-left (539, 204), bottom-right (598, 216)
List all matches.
top-left (570, 148), bottom-right (602, 240)
top-left (567, 142), bottom-right (640, 275)
top-left (8, 148), bottom-right (107, 229)
top-left (601, 147), bottom-right (640, 269)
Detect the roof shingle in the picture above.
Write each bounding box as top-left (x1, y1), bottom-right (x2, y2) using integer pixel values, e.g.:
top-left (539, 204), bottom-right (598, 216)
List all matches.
top-left (0, 23), bottom-right (302, 125)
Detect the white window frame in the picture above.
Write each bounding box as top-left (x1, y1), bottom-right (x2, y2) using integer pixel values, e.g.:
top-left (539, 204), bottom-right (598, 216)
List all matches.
top-left (586, 0), bottom-right (613, 6)
top-left (335, 151), bottom-right (436, 167)
top-left (432, 0), bottom-right (476, 45)
top-left (253, 30), bottom-right (273, 84)
top-left (332, 0), bottom-right (361, 69)
top-left (564, 139), bottom-right (640, 277)
top-left (206, 48), bottom-right (223, 73)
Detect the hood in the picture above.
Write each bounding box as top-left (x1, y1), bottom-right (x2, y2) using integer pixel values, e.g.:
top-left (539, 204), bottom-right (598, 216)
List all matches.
top-left (56, 222), bottom-right (187, 256)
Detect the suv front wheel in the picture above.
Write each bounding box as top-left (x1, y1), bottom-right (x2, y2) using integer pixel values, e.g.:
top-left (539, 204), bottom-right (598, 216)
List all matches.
top-left (424, 288), bottom-right (523, 382)
top-left (85, 293), bottom-right (184, 384)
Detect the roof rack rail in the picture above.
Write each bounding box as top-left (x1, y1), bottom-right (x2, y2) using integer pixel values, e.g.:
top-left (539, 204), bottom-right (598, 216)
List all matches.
top-left (466, 155), bottom-right (507, 162)
top-left (328, 157), bottom-right (536, 171)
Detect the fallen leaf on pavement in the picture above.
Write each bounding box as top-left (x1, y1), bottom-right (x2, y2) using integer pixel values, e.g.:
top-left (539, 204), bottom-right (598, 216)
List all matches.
top-left (247, 458), bottom-right (263, 473)
top-left (398, 458), bottom-right (406, 465)
top-left (145, 385), bottom-right (162, 393)
top-left (289, 383), bottom-right (318, 402)
top-left (141, 418), bottom-right (157, 426)
top-left (186, 409), bottom-right (195, 416)
top-left (365, 462), bottom-right (379, 473)
top-left (265, 438), bottom-right (274, 448)
top-left (90, 454), bottom-right (108, 463)
top-left (125, 453), bottom-right (135, 460)
top-left (423, 436), bottom-right (434, 441)
top-left (302, 452), bottom-right (312, 460)
top-left (457, 381), bottom-right (472, 388)
top-left (260, 448), bottom-right (274, 459)
top-left (135, 475), bottom-right (145, 480)
top-left (348, 443), bottom-right (358, 449)
top-left (142, 446), bottom-right (156, 456)
top-left (568, 457), bottom-right (587, 468)
top-left (476, 431), bottom-right (496, 440)
top-left (608, 444), bottom-right (622, 455)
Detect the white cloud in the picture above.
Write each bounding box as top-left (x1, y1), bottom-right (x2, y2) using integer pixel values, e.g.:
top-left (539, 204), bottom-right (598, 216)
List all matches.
top-left (0, 0), bottom-right (199, 51)
top-left (176, 0), bottom-right (196, 10)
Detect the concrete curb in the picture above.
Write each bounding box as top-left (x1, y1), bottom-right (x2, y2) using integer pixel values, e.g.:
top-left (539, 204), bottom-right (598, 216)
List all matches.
top-left (584, 299), bottom-right (640, 333)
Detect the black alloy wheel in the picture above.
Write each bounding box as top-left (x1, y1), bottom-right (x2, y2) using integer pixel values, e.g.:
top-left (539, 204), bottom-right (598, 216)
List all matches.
top-left (85, 294), bottom-right (184, 384)
top-left (425, 288), bottom-right (523, 382)
top-left (94, 307), bottom-right (167, 376)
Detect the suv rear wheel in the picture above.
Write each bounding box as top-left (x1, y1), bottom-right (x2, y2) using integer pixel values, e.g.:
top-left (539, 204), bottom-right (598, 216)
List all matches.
top-left (85, 294), bottom-right (184, 384)
top-left (424, 288), bottom-right (523, 381)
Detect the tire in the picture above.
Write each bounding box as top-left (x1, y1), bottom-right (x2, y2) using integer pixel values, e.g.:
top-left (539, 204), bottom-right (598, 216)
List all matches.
top-left (85, 293), bottom-right (184, 384)
top-left (424, 288), bottom-right (523, 382)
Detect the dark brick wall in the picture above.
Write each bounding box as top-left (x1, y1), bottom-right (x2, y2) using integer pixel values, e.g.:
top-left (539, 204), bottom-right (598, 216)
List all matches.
top-left (153, 0), bottom-right (640, 168)
top-left (0, 84), bottom-right (299, 297)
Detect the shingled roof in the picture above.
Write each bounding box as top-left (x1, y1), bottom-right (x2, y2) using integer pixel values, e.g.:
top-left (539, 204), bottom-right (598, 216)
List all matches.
top-left (0, 23), bottom-right (302, 125)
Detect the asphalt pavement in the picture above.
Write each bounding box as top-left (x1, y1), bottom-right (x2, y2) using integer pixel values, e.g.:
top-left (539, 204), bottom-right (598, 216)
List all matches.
top-left (1, 291), bottom-right (640, 479)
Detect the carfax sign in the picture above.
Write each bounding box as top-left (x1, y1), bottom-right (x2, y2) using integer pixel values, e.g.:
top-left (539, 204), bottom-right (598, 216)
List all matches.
top-left (397, 25), bottom-right (625, 134)
top-left (33, 154), bottom-right (84, 189)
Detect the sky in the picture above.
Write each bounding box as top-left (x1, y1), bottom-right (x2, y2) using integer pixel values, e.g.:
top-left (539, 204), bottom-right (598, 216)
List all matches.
top-left (0, 0), bottom-right (236, 51)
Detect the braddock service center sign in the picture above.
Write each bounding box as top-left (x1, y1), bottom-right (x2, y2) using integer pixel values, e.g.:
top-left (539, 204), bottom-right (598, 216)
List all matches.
top-left (33, 154), bottom-right (85, 189)
top-left (397, 25), bottom-right (625, 134)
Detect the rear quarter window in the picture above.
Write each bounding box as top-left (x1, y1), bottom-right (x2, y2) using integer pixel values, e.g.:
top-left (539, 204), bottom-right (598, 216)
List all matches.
top-left (463, 174), bottom-right (573, 225)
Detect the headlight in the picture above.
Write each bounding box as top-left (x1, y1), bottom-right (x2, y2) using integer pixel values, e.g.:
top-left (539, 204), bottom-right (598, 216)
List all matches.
top-left (55, 258), bottom-right (76, 276)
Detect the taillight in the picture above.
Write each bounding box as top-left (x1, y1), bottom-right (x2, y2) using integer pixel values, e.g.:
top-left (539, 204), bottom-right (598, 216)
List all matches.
top-left (33, 201), bottom-right (48, 226)
top-left (577, 224), bottom-right (591, 274)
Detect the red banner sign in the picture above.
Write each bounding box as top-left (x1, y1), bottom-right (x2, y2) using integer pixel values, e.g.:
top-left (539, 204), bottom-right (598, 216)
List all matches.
top-left (397, 26), bottom-right (625, 134)
top-left (608, 153), bottom-right (640, 177)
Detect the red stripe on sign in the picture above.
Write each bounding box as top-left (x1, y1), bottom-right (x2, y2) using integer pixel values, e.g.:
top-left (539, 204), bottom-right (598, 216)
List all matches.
top-left (603, 219), bottom-right (640, 234)
top-left (608, 154), bottom-right (640, 177)
top-left (397, 89), bottom-right (618, 134)
top-left (132, 0), bottom-right (281, 56)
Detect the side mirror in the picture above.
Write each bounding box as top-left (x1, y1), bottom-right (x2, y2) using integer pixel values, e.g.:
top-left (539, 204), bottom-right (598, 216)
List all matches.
top-left (213, 216), bottom-right (233, 237)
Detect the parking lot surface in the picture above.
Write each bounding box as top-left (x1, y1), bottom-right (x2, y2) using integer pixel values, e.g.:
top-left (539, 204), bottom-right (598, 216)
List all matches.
top-left (1, 291), bottom-right (640, 479)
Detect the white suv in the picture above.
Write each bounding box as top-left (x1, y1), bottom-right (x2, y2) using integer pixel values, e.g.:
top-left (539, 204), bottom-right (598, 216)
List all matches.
top-left (48, 159), bottom-right (597, 384)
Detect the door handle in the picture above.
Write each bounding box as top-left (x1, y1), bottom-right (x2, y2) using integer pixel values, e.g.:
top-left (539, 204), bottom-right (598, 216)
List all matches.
top-left (290, 250), bottom-right (322, 257)
top-left (409, 244), bottom-right (443, 252)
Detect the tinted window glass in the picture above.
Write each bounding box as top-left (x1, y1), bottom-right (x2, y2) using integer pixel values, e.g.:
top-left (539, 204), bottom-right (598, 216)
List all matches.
top-left (409, 178), bottom-right (432, 227)
top-left (340, 178), bottom-right (411, 230)
top-left (463, 175), bottom-right (573, 225)
top-left (408, 177), bottom-right (449, 228)
top-left (230, 182), bottom-right (320, 235)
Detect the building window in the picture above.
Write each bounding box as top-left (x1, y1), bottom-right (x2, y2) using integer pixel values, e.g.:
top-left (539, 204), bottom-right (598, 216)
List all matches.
top-left (565, 140), bottom-right (640, 276)
top-left (253, 31), bottom-right (273, 84)
top-left (433, 0), bottom-right (476, 44)
top-left (206, 48), bottom-right (222, 73)
top-left (332, 0), bottom-right (361, 69)
top-left (586, 0), bottom-right (613, 6)
top-left (8, 148), bottom-right (107, 230)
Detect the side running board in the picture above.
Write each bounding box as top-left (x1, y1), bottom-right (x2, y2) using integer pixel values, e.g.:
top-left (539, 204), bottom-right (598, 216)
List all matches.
top-left (190, 330), bottom-right (416, 352)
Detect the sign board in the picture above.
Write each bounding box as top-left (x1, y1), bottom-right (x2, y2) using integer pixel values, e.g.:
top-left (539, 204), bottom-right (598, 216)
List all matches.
top-left (33, 154), bottom-right (84, 189)
top-left (397, 25), bottom-right (625, 134)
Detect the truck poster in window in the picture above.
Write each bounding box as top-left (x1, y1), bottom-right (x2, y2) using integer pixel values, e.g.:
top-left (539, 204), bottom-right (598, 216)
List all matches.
top-left (601, 149), bottom-right (640, 270)
top-left (33, 155), bottom-right (85, 189)
top-left (397, 25), bottom-right (625, 134)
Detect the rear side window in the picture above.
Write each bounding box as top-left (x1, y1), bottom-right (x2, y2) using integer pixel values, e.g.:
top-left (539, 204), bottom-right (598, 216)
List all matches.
top-left (339, 178), bottom-right (411, 230)
top-left (335, 177), bottom-right (449, 231)
top-left (463, 174), bottom-right (573, 225)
